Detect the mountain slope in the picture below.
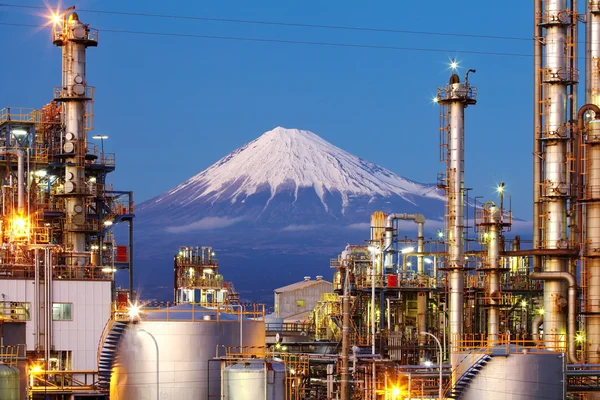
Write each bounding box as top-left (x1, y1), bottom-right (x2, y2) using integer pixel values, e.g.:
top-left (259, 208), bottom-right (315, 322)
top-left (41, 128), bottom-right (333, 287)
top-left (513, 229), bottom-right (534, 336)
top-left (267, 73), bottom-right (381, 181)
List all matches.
top-left (138, 127), bottom-right (444, 229)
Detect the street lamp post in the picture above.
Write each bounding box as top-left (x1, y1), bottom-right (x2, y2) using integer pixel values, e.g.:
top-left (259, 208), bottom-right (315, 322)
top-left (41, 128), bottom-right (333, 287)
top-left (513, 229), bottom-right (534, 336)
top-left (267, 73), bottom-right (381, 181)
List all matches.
top-left (92, 134), bottom-right (108, 160)
top-left (138, 329), bottom-right (159, 400)
top-left (420, 331), bottom-right (443, 400)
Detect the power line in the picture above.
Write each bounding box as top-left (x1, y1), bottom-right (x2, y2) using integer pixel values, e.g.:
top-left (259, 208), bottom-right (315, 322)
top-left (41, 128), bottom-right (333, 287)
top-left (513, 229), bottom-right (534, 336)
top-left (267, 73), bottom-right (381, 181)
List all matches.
top-left (0, 22), bottom-right (533, 58)
top-left (0, 3), bottom-right (531, 42)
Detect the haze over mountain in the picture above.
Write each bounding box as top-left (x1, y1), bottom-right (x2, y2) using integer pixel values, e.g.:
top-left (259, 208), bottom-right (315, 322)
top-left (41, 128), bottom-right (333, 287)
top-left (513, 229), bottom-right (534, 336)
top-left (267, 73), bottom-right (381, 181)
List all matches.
top-left (133, 127), bottom-right (447, 302)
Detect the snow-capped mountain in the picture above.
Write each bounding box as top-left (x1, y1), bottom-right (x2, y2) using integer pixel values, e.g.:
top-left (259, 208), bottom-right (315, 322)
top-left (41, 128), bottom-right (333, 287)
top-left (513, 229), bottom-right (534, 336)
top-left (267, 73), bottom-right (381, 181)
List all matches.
top-left (133, 126), bottom-right (447, 302)
top-left (137, 126), bottom-right (445, 233)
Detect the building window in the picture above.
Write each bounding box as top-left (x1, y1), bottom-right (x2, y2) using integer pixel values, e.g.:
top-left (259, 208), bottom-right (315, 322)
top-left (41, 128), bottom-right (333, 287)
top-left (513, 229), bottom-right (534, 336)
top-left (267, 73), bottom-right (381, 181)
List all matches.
top-left (52, 303), bottom-right (72, 321)
top-left (296, 300), bottom-right (305, 307)
top-left (0, 302), bottom-right (30, 321)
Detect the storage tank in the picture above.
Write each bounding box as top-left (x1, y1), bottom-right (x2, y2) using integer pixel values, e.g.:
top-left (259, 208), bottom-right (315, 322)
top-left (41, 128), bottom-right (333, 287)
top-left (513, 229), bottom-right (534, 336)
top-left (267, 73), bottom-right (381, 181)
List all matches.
top-left (110, 304), bottom-right (265, 400)
top-left (223, 360), bottom-right (285, 400)
top-left (0, 364), bottom-right (20, 400)
top-left (453, 347), bottom-right (564, 400)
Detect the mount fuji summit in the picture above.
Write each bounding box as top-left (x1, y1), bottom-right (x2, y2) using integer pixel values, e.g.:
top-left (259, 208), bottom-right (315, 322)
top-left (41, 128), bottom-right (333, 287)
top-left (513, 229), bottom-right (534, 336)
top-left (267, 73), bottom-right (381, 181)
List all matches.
top-left (134, 127), bottom-right (446, 301)
top-left (138, 126), bottom-right (444, 233)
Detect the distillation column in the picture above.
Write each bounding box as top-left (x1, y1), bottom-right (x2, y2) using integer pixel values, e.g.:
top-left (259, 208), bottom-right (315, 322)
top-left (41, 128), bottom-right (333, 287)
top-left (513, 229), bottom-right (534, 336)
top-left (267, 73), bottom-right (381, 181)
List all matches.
top-left (486, 205), bottom-right (502, 345)
top-left (437, 72), bottom-right (476, 352)
top-left (536, 0), bottom-right (578, 347)
top-left (586, 0), bottom-right (600, 369)
top-left (52, 11), bottom-right (97, 267)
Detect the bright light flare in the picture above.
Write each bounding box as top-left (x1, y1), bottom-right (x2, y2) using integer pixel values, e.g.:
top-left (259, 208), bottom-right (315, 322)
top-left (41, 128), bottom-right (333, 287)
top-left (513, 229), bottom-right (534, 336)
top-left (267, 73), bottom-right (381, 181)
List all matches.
top-left (30, 364), bottom-right (43, 374)
top-left (450, 59), bottom-right (459, 71)
top-left (391, 387), bottom-right (401, 396)
top-left (127, 302), bottom-right (141, 319)
top-left (424, 258), bottom-right (433, 264)
top-left (10, 215), bottom-right (30, 238)
top-left (432, 96), bottom-right (439, 104)
top-left (576, 332), bottom-right (585, 343)
top-left (521, 300), bottom-right (528, 307)
top-left (50, 13), bottom-right (61, 25)
top-left (401, 247), bottom-right (414, 254)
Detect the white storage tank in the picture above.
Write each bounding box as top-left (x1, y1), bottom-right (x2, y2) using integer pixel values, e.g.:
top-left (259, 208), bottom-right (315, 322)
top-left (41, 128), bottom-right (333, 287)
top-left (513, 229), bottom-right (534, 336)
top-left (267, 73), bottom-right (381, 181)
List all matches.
top-left (223, 360), bottom-right (285, 400)
top-left (453, 347), bottom-right (564, 400)
top-left (0, 364), bottom-right (19, 400)
top-left (110, 304), bottom-right (265, 400)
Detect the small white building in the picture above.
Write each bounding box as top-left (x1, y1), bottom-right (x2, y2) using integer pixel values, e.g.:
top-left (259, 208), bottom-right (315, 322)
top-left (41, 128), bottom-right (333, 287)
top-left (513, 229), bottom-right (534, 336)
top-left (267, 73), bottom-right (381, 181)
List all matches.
top-left (274, 276), bottom-right (332, 322)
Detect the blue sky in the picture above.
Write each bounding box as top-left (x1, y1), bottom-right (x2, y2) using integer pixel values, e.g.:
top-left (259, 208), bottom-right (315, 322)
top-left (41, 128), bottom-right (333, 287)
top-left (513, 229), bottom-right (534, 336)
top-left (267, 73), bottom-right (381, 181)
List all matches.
top-left (0, 1), bottom-right (536, 216)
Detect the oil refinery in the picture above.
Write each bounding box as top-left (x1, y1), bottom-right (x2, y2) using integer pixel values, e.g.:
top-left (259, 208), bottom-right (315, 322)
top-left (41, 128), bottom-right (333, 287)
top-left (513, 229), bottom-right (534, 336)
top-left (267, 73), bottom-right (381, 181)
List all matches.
top-left (6, 1), bottom-right (600, 400)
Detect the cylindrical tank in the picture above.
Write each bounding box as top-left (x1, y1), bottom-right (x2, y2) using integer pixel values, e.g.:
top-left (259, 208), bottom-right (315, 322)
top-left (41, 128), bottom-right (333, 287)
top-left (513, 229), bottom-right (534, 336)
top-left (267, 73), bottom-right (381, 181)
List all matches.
top-left (0, 364), bottom-right (20, 400)
top-left (110, 309), bottom-right (265, 400)
top-left (454, 348), bottom-right (564, 400)
top-left (223, 360), bottom-right (285, 400)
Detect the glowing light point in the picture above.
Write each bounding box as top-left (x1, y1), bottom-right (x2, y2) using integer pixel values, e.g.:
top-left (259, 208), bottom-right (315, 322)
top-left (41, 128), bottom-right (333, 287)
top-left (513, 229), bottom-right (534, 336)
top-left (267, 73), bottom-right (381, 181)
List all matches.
top-left (50, 13), bottom-right (61, 25)
top-left (450, 60), bottom-right (459, 71)
top-left (521, 300), bottom-right (528, 307)
top-left (392, 387), bottom-right (401, 396)
top-left (432, 96), bottom-right (439, 104)
top-left (401, 247), bottom-right (414, 254)
top-left (30, 364), bottom-right (43, 374)
top-left (576, 333), bottom-right (585, 343)
top-left (127, 303), bottom-right (141, 319)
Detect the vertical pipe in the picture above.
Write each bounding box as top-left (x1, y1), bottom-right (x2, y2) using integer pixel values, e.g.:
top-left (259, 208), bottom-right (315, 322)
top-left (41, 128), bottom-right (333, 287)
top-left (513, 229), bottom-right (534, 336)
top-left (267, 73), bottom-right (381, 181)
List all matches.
top-left (417, 221), bottom-right (426, 347)
top-left (34, 249), bottom-right (40, 350)
top-left (16, 150), bottom-right (23, 213)
top-left (129, 216), bottom-right (134, 300)
top-left (586, 1), bottom-right (600, 368)
top-left (340, 268), bottom-right (350, 400)
top-left (534, 0), bottom-right (543, 271)
top-left (371, 249), bottom-right (376, 355)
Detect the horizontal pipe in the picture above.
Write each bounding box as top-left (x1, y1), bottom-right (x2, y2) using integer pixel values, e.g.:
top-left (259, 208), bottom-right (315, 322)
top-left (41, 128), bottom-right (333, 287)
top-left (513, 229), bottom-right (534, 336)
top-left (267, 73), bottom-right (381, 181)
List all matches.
top-left (501, 249), bottom-right (579, 257)
top-left (530, 272), bottom-right (581, 363)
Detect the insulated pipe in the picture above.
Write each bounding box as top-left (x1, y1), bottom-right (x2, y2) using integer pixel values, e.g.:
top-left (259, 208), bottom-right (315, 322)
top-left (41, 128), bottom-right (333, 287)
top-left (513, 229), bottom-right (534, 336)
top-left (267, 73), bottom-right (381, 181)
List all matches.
top-left (532, 314), bottom-right (544, 341)
top-left (530, 272), bottom-right (582, 363)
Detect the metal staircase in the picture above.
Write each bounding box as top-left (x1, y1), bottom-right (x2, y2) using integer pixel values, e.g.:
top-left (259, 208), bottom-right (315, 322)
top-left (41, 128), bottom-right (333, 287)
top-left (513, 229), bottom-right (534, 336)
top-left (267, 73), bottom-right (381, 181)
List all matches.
top-left (97, 320), bottom-right (127, 389)
top-left (447, 354), bottom-right (492, 399)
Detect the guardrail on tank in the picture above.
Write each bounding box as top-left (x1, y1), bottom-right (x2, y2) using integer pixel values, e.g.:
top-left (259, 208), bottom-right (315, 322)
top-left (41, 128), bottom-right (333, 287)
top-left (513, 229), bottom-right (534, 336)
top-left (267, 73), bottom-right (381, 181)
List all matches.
top-left (453, 333), bottom-right (567, 354)
top-left (111, 302), bottom-right (265, 322)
